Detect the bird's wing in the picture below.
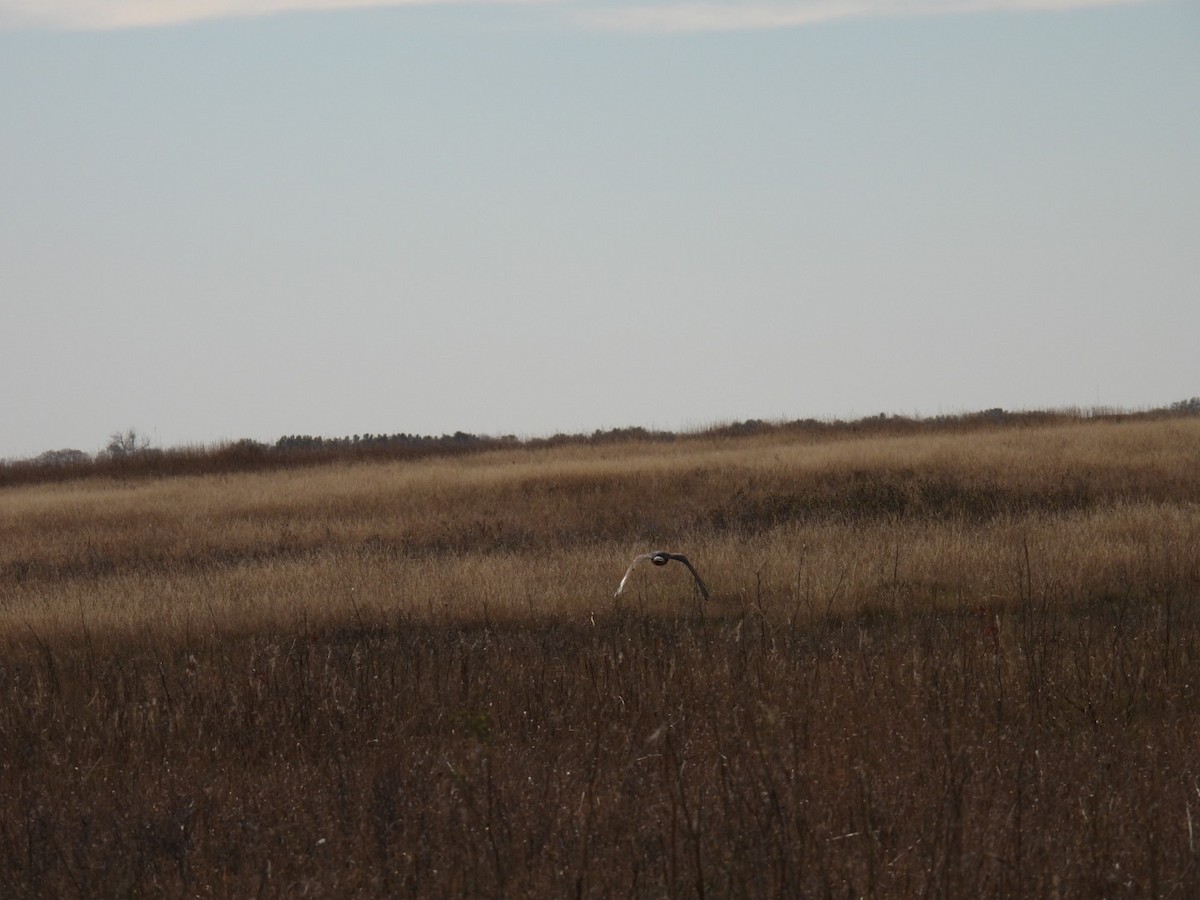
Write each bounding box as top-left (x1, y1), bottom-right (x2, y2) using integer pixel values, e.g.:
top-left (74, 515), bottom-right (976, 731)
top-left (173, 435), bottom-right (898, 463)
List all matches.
top-left (615, 553), bottom-right (655, 597)
top-left (669, 554), bottom-right (711, 600)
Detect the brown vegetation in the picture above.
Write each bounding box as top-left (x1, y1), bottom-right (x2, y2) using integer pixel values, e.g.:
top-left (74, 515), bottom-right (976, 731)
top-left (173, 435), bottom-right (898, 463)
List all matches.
top-left (1, 413), bottom-right (1198, 895)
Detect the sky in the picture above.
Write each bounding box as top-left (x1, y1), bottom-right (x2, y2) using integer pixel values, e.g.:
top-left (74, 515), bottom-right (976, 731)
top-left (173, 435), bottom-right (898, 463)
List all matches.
top-left (1, 0), bottom-right (1197, 459)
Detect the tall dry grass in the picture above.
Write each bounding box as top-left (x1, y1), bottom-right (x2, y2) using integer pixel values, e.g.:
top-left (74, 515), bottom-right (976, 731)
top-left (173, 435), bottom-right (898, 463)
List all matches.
top-left (3, 416), bottom-right (1198, 639)
top-left (1, 414), bottom-right (1198, 895)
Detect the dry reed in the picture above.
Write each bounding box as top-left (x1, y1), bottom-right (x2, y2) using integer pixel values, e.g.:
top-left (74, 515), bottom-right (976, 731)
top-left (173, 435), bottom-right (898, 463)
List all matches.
top-left (1, 414), bottom-right (1197, 895)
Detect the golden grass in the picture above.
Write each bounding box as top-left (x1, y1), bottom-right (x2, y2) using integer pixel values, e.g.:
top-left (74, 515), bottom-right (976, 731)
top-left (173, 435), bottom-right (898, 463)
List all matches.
top-left (3, 416), bottom-right (1198, 642)
top-left (2, 414), bottom-right (1199, 895)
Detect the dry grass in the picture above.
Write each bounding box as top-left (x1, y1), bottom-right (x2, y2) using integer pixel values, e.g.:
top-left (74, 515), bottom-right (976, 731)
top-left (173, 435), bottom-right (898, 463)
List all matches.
top-left (1, 415), bottom-right (1198, 895)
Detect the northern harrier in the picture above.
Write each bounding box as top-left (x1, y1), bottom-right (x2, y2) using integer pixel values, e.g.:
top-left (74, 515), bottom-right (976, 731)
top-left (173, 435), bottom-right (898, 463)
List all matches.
top-left (615, 551), bottom-right (711, 600)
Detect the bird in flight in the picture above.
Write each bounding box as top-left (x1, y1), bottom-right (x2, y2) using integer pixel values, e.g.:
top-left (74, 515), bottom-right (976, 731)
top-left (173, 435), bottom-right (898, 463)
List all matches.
top-left (615, 551), bottom-right (711, 600)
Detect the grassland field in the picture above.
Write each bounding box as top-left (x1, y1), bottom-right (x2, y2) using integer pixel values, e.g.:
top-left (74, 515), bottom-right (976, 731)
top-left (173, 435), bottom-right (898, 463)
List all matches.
top-left (1, 414), bottom-right (1198, 896)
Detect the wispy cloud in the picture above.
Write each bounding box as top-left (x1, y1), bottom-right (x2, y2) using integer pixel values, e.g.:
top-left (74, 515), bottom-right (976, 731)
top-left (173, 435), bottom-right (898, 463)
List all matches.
top-left (0, 0), bottom-right (1161, 31)
top-left (0, 0), bottom-right (552, 31)
top-left (581, 0), bottom-right (1160, 33)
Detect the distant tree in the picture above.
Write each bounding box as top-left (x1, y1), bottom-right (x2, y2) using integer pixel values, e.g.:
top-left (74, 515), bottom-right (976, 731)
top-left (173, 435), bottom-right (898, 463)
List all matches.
top-left (34, 448), bottom-right (90, 466)
top-left (104, 428), bottom-right (152, 458)
top-left (1170, 397), bottom-right (1200, 414)
top-left (229, 438), bottom-right (268, 455)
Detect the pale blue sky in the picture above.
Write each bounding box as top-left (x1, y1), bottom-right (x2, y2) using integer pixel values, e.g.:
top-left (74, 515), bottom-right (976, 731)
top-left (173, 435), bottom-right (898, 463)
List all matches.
top-left (1, 0), bottom-right (1197, 459)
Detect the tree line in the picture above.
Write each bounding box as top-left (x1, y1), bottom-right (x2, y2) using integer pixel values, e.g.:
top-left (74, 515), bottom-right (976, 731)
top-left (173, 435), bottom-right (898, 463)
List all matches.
top-left (3, 399), bottom-right (1197, 489)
